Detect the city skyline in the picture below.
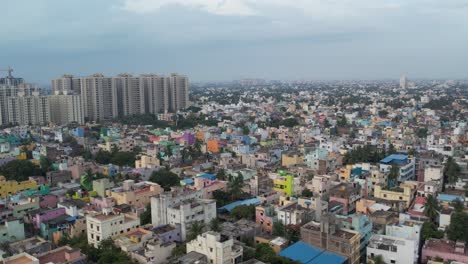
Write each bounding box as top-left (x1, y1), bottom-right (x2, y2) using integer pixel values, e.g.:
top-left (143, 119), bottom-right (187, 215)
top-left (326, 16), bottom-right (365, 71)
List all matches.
top-left (2, 0), bottom-right (468, 84)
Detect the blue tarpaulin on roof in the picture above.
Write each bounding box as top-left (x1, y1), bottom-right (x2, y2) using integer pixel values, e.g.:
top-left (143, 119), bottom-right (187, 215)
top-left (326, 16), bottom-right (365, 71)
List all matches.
top-left (218, 198), bottom-right (260, 212)
top-left (279, 241), bottom-right (346, 264)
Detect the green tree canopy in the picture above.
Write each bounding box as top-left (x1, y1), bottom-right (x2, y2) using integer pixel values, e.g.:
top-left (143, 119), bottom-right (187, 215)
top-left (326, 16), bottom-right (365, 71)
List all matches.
top-left (149, 168), bottom-right (181, 191)
top-left (0, 160), bottom-right (43, 181)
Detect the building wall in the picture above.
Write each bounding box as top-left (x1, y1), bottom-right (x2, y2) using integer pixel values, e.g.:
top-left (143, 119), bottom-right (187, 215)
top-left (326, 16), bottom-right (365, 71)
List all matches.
top-left (0, 179), bottom-right (38, 198)
top-left (186, 232), bottom-right (242, 264)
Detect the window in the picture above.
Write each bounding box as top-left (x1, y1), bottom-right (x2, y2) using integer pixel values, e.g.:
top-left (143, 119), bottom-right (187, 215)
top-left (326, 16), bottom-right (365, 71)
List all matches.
top-left (390, 260), bottom-right (395, 264)
top-left (210, 247), bottom-right (213, 252)
top-left (97, 236), bottom-right (100, 241)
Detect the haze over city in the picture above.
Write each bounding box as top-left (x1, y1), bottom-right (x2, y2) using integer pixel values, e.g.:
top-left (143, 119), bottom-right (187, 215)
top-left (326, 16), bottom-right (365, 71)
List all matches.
top-left (2, 0), bottom-right (468, 84)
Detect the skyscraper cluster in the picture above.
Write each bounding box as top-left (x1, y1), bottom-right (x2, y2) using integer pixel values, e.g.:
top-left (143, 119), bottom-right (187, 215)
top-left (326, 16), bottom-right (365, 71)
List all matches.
top-left (52, 73), bottom-right (189, 122)
top-left (0, 70), bottom-right (189, 126)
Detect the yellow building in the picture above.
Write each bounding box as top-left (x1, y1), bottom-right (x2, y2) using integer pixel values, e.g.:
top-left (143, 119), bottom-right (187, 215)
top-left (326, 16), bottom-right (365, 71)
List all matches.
top-left (274, 175), bottom-right (294, 196)
top-left (373, 182), bottom-right (417, 208)
top-left (339, 165), bottom-right (352, 181)
top-left (281, 152), bottom-right (303, 167)
top-left (135, 155), bottom-right (160, 168)
top-left (108, 180), bottom-right (163, 209)
top-left (0, 176), bottom-right (38, 198)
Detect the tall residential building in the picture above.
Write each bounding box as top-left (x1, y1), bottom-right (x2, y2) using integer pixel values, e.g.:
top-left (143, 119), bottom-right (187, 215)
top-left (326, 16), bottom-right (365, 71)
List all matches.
top-left (7, 91), bottom-right (50, 126)
top-left (111, 74), bottom-right (145, 116)
top-left (168, 73), bottom-right (189, 112)
top-left (51, 73), bottom-right (188, 121)
top-left (0, 82), bottom-right (36, 125)
top-left (400, 74), bottom-right (407, 89)
top-left (80, 74), bottom-right (115, 122)
top-left (51, 74), bottom-right (81, 94)
top-left (49, 91), bottom-right (84, 125)
top-left (141, 74), bottom-right (168, 114)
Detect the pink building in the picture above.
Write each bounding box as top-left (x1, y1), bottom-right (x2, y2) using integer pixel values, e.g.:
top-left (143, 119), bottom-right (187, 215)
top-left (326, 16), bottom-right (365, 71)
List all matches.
top-left (90, 196), bottom-right (116, 210)
top-left (39, 194), bottom-right (59, 208)
top-left (256, 205), bottom-right (276, 234)
top-left (37, 246), bottom-right (86, 264)
top-left (32, 208), bottom-right (66, 229)
top-left (421, 239), bottom-right (468, 263)
top-left (194, 177), bottom-right (227, 199)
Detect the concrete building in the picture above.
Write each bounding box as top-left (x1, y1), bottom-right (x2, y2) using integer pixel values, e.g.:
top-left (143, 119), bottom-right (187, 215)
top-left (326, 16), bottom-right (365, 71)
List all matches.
top-left (111, 74), bottom-right (145, 116)
top-left (0, 176), bottom-right (38, 198)
top-left (151, 187), bottom-right (203, 227)
top-left (421, 239), bottom-right (468, 263)
top-left (168, 73), bottom-right (189, 111)
top-left (367, 234), bottom-right (417, 264)
top-left (0, 219), bottom-right (25, 242)
top-left (379, 154), bottom-right (415, 183)
top-left (86, 212), bottom-right (140, 248)
top-left (0, 80), bottom-right (36, 125)
top-left (107, 180), bottom-right (163, 209)
top-left (166, 199), bottom-right (216, 240)
top-left (80, 74), bottom-right (115, 121)
top-left (186, 231), bottom-right (243, 264)
top-left (300, 214), bottom-right (361, 264)
top-left (7, 91), bottom-right (50, 126)
top-left (49, 90), bottom-right (84, 125)
top-left (51, 74), bottom-right (81, 94)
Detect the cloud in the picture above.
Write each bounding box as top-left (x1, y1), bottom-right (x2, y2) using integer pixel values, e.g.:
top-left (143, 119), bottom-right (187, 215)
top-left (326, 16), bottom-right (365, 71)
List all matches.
top-left (122, 0), bottom-right (256, 16)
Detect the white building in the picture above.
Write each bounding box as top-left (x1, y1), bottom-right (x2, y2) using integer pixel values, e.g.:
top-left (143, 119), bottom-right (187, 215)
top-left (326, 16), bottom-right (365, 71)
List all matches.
top-left (86, 212), bottom-right (140, 248)
top-left (186, 232), bottom-right (243, 264)
top-left (151, 188), bottom-right (202, 227)
top-left (367, 234), bottom-right (417, 264)
top-left (424, 165), bottom-right (444, 182)
top-left (7, 91), bottom-right (50, 126)
top-left (385, 223), bottom-right (421, 262)
top-left (49, 90), bottom-right (84, 125)
top-left (166, 199), bottom-right (216, 241)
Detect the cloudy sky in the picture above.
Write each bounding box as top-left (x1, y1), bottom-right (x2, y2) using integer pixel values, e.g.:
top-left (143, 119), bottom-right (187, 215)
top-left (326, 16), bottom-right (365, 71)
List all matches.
top-left (1, 0), bottom-right (467, 85)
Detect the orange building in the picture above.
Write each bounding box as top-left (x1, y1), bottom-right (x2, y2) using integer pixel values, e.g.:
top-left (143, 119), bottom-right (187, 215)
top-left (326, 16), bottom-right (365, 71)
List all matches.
top-left (207, 140), bottom-right (220, 153)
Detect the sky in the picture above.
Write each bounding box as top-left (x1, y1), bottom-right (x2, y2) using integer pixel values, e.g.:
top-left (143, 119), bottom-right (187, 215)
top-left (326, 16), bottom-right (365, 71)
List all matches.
top-left (1, 0), bottom-right (468, 85)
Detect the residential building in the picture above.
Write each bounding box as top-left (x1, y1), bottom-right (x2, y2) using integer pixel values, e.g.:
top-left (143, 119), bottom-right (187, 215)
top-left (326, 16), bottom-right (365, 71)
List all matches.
top-left (168, 73), bottom-right (189, 111)
top-left (166, 199), bottom-right (216, 240)
top-left (80, 74), bottom-right (114, 121)
top-left (7, 91), bottom-right (50, 126)
top-left (86, 212), bottom-right (140, 248)
top-left (49, 90), bottom-right (84, 125)
top-left (108, 180), bottom-right (163, 209)
top-left (367, 234), bottom-right (417, 264)
top-left (379, 154), bottom-right (415, 183)
top-left (0, 219), bottom-right (25, 242)
top-left (421, 239), bottom-right (468, 263)
top-left (373, 182), bottom-right (418, 208)
top-left (0, 176), bottom-right (38, 198)
top-left (186, 231), bottom-right (243, 264)
top-left (300, 214), bottom-right (361, 264)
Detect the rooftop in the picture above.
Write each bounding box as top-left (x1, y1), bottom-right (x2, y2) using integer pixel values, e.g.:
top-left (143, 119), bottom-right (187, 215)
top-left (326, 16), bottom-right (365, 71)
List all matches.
top-left (279, 241), bottom-right (346, 264)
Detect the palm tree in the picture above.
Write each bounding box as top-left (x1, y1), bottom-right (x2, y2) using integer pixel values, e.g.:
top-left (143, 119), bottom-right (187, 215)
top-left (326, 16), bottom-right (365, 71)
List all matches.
top-left (187, 221), bottom-right (205, 241)
top-left (424, 194), bottom-right (439, 222)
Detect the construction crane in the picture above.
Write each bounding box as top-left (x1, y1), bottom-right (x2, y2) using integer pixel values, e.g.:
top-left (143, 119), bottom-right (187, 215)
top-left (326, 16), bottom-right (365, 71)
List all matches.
top-left (0, 66), bottom-right (13, 78)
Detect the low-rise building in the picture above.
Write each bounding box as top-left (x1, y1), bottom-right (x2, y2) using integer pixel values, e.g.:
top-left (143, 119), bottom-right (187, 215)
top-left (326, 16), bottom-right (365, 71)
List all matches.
top-left (186, 231), bottom-right (243, 264)
top-left (367, 234), bottom-right (417, 264)
top-left (421, 239), bottom-right (468, 264)
top-left (108, 180), bottom-right (163, 209)
top-left (86, 212), bottom-right (140, 248)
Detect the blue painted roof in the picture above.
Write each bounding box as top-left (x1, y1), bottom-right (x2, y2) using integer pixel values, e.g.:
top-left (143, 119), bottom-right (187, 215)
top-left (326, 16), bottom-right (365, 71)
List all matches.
top-left (218, 198), bottom-right (260, 212)
top-left (437, 194), bottom-right (465, 202)
top-left (311, 250), bottom-right (346, 264)
top-left (279, 241), bottom-right (346, 264)
top-left (380, 154), bottom-right (408, 164)
top-left (181, 178), bottom-right (194, 185)
top-left (197, 173), bottom-right (216, 180)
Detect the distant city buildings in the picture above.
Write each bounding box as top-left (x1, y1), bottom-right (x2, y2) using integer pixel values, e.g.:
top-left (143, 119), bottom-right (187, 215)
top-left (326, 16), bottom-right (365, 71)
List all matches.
top-left (52, 73), bottom-right (189, 122)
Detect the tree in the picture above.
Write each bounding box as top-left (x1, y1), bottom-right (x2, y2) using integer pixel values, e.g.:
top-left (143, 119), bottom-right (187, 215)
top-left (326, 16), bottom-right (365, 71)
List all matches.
top-left (80, 172), bottom-right (93, 191)
top-left (209, 218), bottom-right (221, 232)
top-left (388, 165), bottom-right (399, 188)
top-left (216, 169), bottom-right (227, 181)
top-left (140, 203), bottom-right (152, 225)
top-left (171, 244), bottom-right (187, 258)
top-left (187, 221), bottom-right (205, 241)
top-left (95, 150), bottom-right (112, 164)
top-left (212, 190), bottom-right (231, 207)
top-left (0, 160), bottom-right (43, 181)
top-left (149, 169), bottom-right (181, 191)
top-left (231, 205), bottom-right (255, 220)
top-left (272, 222), bottom-right (285, 237)
top-left (447, 212), bottom-right (468, 242)
top-left (301, 188), bottom-right (314, 198)
top-left (421, 222), bottom-right (444, 240)
top-left (227, 174), bottom-right (244, 200)
top-left (424, 195), bottom-right (440, 222)
top-left (111, 151), bottom-right (136, 167)
top-left (378, 110), bottom-right (389, 118)
top-left (40, 155), bottom-right (53, 172)
top-left (444, 157), bottom-right (461, 184)
top-left (452, 199), bottom-right (464, 213)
